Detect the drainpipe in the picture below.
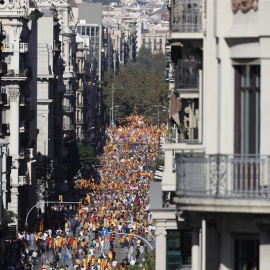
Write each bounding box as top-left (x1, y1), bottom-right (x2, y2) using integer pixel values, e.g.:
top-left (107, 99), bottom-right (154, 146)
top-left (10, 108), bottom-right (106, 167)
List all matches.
top-left (202, 219), bottom-right (206, 270)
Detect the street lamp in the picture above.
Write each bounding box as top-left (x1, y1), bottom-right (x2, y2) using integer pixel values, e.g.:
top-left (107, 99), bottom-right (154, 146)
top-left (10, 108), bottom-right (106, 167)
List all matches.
top-left (110, 105), bottom-right (122, 127)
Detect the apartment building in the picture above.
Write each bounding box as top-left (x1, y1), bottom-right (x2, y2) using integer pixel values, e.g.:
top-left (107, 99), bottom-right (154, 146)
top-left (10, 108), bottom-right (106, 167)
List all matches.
top-left (153, 0), bottom-right (270, 269)
top-left (141, 29), bottom-right (168, 55)
top-left (75, 3), bottom-right (102, 143)
top-left (0, 0), bottom-right (41, 228)
top-left (0, 0), bottom-right (86, 229)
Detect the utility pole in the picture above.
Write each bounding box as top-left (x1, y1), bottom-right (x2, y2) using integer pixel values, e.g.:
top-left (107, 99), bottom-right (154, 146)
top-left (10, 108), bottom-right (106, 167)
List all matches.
top-left (111, 83), bottom-right (114, 127)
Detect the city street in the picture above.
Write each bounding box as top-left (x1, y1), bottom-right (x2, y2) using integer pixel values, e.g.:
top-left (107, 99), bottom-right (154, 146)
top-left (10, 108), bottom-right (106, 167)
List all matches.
top-left (11, 115), bottom-right (162, 270)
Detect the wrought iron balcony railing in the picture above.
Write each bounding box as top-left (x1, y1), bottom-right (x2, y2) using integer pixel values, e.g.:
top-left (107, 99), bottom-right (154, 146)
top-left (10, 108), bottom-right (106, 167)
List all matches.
top-left (175, 57), bottom-right (199, 89)
top-left (4, 69), bottom-right (31, 78)
top-left (180, 266), bottom-right (192, 270)
top-left (176, 154), bottom-right (270, 200)
top-left (64, 90), bottom-right (74, 95)
top-left (171, 0), bottom-right (202, 33)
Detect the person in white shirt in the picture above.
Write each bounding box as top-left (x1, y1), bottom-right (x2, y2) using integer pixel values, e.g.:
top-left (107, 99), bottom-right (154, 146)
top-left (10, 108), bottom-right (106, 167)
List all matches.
top-left (130, 258), bottom-right (136, 266)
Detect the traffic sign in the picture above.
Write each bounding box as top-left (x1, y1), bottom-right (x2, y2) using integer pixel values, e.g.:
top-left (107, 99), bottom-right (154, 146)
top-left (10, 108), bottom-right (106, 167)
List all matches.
top-left (102, 228), bottom-right (108, 236)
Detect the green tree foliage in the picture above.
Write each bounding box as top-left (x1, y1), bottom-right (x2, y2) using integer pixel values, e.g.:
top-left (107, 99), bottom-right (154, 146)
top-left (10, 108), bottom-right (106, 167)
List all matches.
top-left (127, 251), bottom-right (156, 270)
top-left (36, 154), bottom-right (55, 200)
top-left (103, 47), bottom-right (168, 123)
top-left (77, 141), bottom-right (97, 167)
top-left (63, 141), bottom-right (97, 180)
top-left (6, 211), bottom-right (18, 225)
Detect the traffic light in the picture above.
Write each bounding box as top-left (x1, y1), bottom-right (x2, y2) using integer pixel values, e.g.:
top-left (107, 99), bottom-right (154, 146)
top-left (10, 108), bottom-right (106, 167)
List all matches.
top-left (59, 195), bottom-right (63, 202)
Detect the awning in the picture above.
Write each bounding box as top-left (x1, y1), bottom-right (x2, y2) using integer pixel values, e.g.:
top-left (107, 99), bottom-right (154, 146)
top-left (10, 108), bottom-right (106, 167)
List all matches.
top-left (172, 112), bottom-right (180, 125)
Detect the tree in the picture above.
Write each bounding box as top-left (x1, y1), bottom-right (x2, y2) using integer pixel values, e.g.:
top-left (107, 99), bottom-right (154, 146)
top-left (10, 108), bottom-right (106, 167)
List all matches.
top-left (63, 140), bottom-right (97, 180)
top-left (77, 141), bottom-right (97, 167)
top-left (36, 153), bottom-right (55, 201)
top-left (103, 48), bottom-right (168, 122)
top-left (127, 251), bottom-right (156, 270)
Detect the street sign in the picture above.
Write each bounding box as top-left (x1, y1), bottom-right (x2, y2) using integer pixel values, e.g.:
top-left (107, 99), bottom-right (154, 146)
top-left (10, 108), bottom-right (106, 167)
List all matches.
top-left (102, 228), bottom-right (108, 236)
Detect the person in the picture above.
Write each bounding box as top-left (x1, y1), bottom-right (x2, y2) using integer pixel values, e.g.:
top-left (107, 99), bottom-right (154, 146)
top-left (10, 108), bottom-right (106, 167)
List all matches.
top-left (41, 252), bottom-right (47, 265)
top-left (63, 251), bottom-right (68, 267)
top-left (130, 258), bottom-right (136, 266)
top-left (54, 252), bottom-right (60, 267)
top-left (32, 249), bottom-right (38, 265)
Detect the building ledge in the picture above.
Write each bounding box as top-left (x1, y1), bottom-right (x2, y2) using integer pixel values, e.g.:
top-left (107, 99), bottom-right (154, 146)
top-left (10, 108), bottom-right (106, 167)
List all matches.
top-left (169, 32), bottom-right (203, 40)
top-left (174, 197), bottom-right (270, 214)
top-left (37, 99), bottom-right (53, 104)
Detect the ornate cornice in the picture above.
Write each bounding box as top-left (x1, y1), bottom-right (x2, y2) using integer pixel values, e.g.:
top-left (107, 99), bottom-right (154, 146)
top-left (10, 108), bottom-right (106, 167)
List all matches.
top-left (9, 87), bottom-right (20, 102)
top-left (35, 0), bottom-right (70, 5)
top-left (0, 0), bottom-right (27, 10)
top-left (232, 0), bottom-right (258, 12)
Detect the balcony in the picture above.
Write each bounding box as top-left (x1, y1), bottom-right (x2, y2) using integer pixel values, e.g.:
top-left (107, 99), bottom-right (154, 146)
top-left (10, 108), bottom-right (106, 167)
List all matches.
top-left (3, 69), bottom-right (32, 80)
top-left (18, 176), bottom-right (27, 186)
top-left (64, 90), bottom-right (74, 96)
top-left (175, 154), bottom-right (270, 213)
top-left (170, 0), bottom-right (203, 39)
top-left (0, 124), bottom-right (10, 137)
top-left (62, 106), bottom-right (74, 113)
top-left (2, 43), bottom-right (14, 53)
top-left (63, 124), bottom-right (75, 131)
top-left (19, 43), bottom-right (29, 53)
top-left (174, 56), bottom-right (200, 96)
top-left (180, 266), bottom-right (192, 270)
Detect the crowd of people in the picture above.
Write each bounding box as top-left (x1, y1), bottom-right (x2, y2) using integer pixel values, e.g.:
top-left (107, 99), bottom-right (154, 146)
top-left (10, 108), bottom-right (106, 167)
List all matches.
top-left (3, 114), bottom-right (167, 270)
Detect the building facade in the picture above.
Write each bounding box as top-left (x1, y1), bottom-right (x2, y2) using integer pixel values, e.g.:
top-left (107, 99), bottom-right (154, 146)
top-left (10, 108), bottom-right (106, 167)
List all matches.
top-left (154, 0), bottom-right (270, 269)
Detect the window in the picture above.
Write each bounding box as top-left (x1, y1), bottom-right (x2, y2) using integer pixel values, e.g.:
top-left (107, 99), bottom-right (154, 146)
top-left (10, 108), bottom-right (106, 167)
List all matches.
top-left (234, 238), bottom-right (259, 270)
top-left (91, 27), bottom-right (95, 37)
top-left (166, 230), bottom-right (191, 270)
top-left (77, 26), bottom-right (81, 34)
top-left (82, 26), bottom-right (85, 35)
top-left (1, 86), bottom-right (6, 94)
top-left (86, 27), bottom-right (90, 36)
top-left (235, 65), bottom-right (260, 154)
